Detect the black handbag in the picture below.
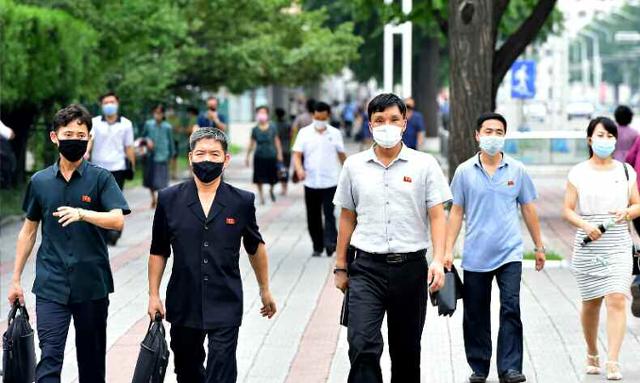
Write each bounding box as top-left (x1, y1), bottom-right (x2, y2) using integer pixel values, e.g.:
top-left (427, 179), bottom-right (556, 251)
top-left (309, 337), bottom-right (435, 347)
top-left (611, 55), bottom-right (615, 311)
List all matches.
top-left (131, 314), bottom-right (169, 383)
top-left (2, 301), bottom-right (36, 383)
top-left (339, 246), bottom-right (357, 327)
top-left (429, 265), bottom-right (464, 317)
top-left (124, 158), bottom-right (135, 181)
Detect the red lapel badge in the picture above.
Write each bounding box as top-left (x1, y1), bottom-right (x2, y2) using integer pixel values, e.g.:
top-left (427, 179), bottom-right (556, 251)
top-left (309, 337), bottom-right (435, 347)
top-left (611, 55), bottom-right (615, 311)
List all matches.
top-left (81, 195), bottom-right (92, 203)
top-left (403, 176), bottom-right (412, 183)
top-left (226, 217), bottom-right (236, 225)
top-left (507, 180), bottom-right (515, 187)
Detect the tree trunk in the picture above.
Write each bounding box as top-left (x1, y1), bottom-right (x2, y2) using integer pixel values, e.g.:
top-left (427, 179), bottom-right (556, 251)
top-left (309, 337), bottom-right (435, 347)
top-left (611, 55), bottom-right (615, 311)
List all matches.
top-left (448, 0), bottom-right (495, 178)
top-left (414, 37), bottom-right (441, 138)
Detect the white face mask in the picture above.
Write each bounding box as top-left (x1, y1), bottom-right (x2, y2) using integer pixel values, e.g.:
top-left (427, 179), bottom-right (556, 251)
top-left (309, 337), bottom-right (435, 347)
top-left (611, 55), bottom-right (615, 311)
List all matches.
top-left (372, 124), bottom-right (403, 148)
top-left (313, 119), bottom-right (327, 130)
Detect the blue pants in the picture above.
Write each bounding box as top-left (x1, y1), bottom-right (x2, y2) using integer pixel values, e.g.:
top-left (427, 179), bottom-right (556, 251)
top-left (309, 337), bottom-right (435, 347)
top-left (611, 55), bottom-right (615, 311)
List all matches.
top-left (35, 296), bottom-right (109, 383)
top-left (170, 325), bottom-right (239, 383)
top-left (463, 261), bottom-right (523, 377)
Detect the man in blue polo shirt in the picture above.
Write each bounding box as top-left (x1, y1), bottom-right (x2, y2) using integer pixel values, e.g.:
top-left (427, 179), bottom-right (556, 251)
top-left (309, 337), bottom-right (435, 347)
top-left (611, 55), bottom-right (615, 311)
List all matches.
top-left (444, 112), bottom-right (546, 383)
top-left (7, 104), bottom-right (130, 383)
top-left (403, 97), bottom-right (425, 150)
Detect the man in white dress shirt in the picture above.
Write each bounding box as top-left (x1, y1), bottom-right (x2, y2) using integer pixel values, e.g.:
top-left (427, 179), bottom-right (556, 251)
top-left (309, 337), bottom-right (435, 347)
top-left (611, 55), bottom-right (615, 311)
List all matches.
top-left (292, 101), bottom-right (347, 257)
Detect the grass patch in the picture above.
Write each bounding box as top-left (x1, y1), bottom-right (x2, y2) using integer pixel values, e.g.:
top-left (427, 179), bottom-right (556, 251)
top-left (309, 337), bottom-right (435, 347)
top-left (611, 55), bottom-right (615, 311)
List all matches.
top-left (524, 250), bottom-right (563, 261)
top-left (0, 184), bottom-right (26, 218)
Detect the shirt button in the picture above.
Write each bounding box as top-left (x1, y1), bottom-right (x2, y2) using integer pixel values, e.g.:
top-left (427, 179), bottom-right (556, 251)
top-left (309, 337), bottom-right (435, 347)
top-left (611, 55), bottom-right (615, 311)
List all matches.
top-left (203, 275), bottom-right (209, 281)
top-left (203, 241), bottom-right (209, 247)
top-left (386, 202), bottom-right (390, 205)
top-left (204, 225), bottom-right (209, 230)
top-left (388, 220), bottom-right (391, 223)
top-left (203, 258), bottom-right (209, 264)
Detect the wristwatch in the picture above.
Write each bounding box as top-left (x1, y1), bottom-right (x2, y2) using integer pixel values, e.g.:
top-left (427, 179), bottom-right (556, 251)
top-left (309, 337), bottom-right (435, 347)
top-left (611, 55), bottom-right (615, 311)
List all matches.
top-left (534, 246), bottom-right (546, 254)
top-left (333, 267), bottom-right (348, 274)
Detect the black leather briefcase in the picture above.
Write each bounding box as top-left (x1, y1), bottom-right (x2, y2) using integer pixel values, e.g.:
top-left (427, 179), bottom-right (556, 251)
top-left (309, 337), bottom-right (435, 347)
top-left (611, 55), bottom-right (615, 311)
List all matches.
top-left (2, 301), bottom-right (36, 383)
top-left (429, 265), bottom-right (464, 317)
top-left (131, 314), bottom-right (169, 383)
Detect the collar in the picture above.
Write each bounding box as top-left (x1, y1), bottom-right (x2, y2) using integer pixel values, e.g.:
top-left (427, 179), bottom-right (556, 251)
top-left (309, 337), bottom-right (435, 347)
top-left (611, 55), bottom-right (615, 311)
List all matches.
top-left (186, 179), bottom-right (230, 223)
top-left (101, 115), bottom-right (122, 123)
top-left (474, 152), bottom-right (508, 169)
top-left (53, 159), bottom-right (88, 179)
top-left (366, 144), bottom-right (410, 164)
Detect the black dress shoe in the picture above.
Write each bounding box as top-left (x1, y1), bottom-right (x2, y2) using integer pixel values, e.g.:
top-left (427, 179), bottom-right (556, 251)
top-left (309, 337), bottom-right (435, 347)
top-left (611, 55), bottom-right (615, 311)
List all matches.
top-left (326, 246), bottom-right (336, 257)
top-left (311, 251), bottom-right (322, 257)
top-left (469, 372), bottom-right (487, 383)
top-left (499, 370), bottom-right (526, 383)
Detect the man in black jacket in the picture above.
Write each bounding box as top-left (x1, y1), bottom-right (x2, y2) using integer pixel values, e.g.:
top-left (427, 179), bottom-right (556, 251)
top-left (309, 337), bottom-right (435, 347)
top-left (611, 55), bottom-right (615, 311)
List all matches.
top-left (147, 128), bottom-right (276, 383)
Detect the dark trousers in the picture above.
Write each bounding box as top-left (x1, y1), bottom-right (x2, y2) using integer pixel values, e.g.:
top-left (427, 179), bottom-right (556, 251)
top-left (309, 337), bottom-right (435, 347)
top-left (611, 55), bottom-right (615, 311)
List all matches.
top-left (463, 261), bottom-right (523, 377)
top-left (347, 253), bottom-right (428, 383)
top-left (170, 325), bottom-right (239, 383)
top-left (35, 296), bottom-right (109, 383)
top-left (304, 186), bottom-right (337, 253)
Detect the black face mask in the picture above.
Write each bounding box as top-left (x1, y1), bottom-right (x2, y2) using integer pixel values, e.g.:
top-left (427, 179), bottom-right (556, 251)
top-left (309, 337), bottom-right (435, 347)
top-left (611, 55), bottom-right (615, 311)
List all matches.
top-left (58, 139), bottom-right (88, 162)
top-left (192, 161), bottom-right (224, 183)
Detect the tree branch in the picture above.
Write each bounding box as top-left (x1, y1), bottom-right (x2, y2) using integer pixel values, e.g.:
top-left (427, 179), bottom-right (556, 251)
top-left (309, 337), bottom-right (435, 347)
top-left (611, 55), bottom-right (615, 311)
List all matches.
top-left (492, 0), bottom-right (557, 98)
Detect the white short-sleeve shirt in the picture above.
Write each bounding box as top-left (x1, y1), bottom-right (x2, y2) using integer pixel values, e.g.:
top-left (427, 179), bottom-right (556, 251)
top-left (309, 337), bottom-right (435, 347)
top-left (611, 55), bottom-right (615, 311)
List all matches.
top-left (568, 160), bottom-right (637, 215)
top-left (90, 116), bottom-right (134, 172)
top-left (292, 124), bottom-right (345, 189)
top-left (333, 145), bottom-right (452, 254)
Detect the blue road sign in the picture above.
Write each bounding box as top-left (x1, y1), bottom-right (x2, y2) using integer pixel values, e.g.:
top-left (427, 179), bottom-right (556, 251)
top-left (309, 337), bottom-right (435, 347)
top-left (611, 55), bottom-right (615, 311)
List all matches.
top-left (511, 60), bottom-right (536, 99)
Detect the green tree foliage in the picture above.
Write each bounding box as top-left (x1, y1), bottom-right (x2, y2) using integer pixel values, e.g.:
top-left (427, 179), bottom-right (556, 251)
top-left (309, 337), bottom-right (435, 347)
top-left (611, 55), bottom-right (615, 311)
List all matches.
top-left (1, 0), bottom-right (99, 111)
top-left (179, 0), bottom-right (362, 93)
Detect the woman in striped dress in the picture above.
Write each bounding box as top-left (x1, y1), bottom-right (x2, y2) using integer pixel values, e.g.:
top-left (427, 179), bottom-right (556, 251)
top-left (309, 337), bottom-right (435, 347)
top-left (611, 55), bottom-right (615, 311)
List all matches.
top-left (563, 117), bottom-right (640, 380)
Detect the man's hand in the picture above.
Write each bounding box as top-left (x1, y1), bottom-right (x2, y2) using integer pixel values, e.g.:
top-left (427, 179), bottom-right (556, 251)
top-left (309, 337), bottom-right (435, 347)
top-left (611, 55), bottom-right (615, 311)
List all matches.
top-left (53, 207), bottom-right (83, 227)
top-left (295, 168), bottom-right (306, 181)
top-left (7, 280), bottom-right (24, 305)
top-left (428, 260), bottom-right (445, 293)
top-left (535, 251), bottom-right (546, 272)
top-left (148, 295), bottom-right (165, 321)
top-left (443, 253), bottom-right (453, 271)
top-left (334, 270), bottom-right (349, 293)
top-left (259, 289), bottom-right (277, 319)
top-left (208, 110), bottom-right (219, 122)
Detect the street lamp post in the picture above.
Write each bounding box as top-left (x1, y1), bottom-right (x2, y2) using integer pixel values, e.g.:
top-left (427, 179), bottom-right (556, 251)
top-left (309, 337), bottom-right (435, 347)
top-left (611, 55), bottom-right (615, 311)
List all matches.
top-left (383, 0), bottom-right (412, 97)
top-left (579, 31), bottom-right (602, 103)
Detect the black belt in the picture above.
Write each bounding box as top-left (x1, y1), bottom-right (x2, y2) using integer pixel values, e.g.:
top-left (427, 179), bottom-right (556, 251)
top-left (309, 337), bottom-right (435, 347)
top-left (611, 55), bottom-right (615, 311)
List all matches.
top-left (356, 249), bottom-right (426, 264)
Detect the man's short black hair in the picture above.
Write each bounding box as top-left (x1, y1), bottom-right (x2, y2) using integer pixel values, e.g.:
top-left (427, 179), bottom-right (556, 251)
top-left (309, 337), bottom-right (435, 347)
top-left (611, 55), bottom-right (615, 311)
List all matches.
top-left (275, 107), bottom-right (287, 120)
top-left (99, 91), bottom-right (119, 102)
top-left (476, 112), bottom-right (507, 132)
top-left (53, 104), bottom-right (93, 132)
top-left (614, 105), bottom-right (633, 126)
top-left (256, 105), bottom-right (269, 114)
top-left (314, 101), bottom-right (331, 114)
top-left (306, 98), bottom-right (316, 113)
top-left (367, 93), bottom-right (406, 121)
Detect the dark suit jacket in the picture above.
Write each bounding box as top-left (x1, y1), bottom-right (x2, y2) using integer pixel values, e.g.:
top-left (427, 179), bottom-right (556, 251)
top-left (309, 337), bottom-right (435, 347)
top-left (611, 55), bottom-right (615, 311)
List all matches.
top-left (150, 180), bottom-right (263, 329)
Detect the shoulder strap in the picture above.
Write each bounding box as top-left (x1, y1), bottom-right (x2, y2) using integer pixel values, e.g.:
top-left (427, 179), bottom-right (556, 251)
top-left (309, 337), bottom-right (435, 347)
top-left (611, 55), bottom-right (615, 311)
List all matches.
top-left (624, 162), bottom-right (629, 181)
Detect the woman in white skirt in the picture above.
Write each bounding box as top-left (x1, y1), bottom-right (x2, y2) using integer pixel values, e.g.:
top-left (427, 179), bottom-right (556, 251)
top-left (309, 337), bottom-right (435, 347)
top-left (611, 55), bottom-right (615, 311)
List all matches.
top-left (564, 117), bottom-right (640, 380)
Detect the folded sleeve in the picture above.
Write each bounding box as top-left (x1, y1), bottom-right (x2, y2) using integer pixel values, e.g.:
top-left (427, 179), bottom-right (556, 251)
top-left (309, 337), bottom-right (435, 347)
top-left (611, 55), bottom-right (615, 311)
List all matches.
top-left (243, 193), bottom-right (265, 255)
top-left (449, 167), bottom-right (466, 207)
top-left (99, 172), bottom-right (131, 214)
top-left (150, 193), bottom-right (171, 257)
top-left (425, 157), bottom-right (453, 208)
top-left (517, 167), bottom-right (538, 205)
top-left (333, 162), bottom-right (356, 211)
top-left (22, 180), bottom-right (42, 221)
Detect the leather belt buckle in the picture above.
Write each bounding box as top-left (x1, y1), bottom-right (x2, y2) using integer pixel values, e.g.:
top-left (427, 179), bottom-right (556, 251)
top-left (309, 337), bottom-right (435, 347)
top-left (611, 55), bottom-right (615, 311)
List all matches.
top-left (386, 253), bottom-right (404, 264)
